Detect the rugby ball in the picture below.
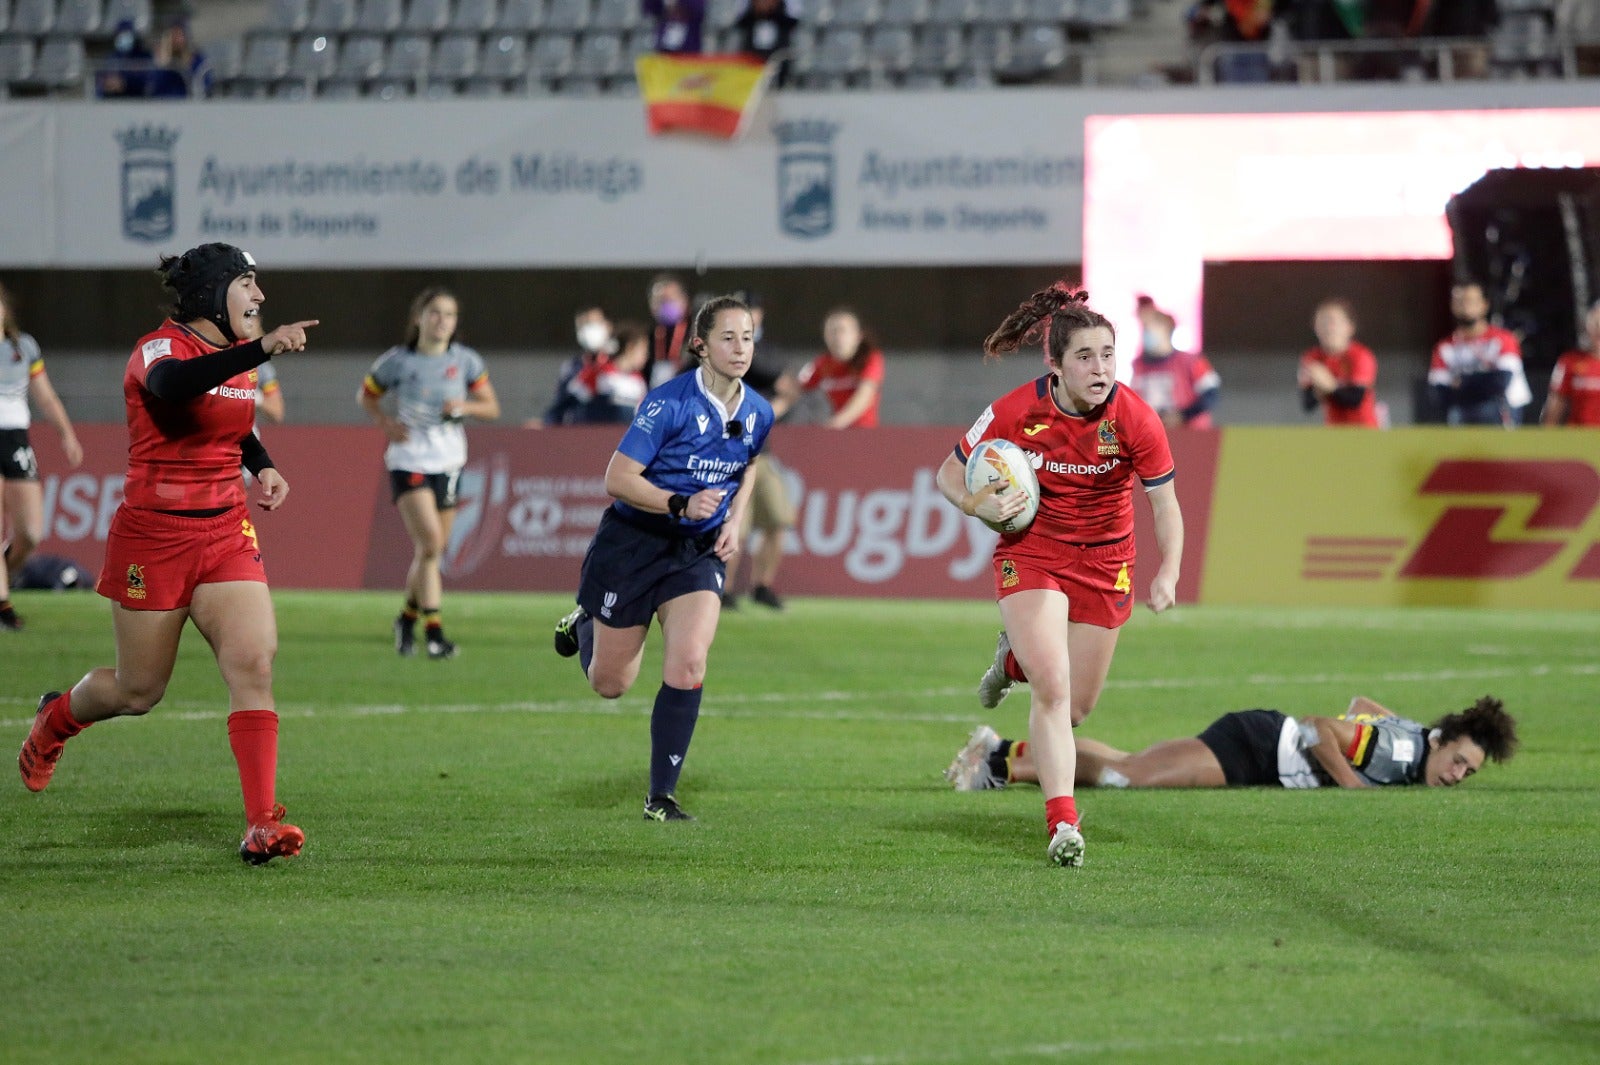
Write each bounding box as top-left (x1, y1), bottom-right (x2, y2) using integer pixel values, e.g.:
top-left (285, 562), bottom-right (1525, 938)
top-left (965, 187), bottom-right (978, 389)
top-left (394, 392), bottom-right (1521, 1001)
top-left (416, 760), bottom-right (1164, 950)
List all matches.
top-left (965, 439), bottom-right (1040, 534)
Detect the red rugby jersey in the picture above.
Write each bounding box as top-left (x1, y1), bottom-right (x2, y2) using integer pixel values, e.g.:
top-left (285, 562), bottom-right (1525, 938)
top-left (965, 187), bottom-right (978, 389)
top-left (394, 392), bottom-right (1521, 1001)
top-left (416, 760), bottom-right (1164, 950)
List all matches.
top-left (1549, 350), bottom-right (1600, 426)
top-left (955, 376), bottom-right (1174, 545)
top-left (122, 320), bottom-right (258, 511)
top-left (1301, 341), bottom-right (1379, 427)
top-left (797, 348), bottom-right (885, 427)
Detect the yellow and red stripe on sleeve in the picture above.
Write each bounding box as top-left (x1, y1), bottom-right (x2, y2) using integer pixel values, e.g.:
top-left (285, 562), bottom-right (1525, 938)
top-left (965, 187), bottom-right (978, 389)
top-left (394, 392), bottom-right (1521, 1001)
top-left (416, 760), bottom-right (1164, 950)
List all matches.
top-left (28, 358), bottom-right (45, 377)
top-left (1344, 723), bottom-right (1376, 769)
top-left (361, 375), bottom-right (385, 397)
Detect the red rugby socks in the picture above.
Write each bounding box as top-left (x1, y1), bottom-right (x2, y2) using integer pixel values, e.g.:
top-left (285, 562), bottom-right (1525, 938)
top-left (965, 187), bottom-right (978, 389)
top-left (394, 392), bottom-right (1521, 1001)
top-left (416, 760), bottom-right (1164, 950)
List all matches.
top-left (1003, 650), bottom-right (1028, 683)
top-left (227, 710), bottom-right (280, 825)
top-left (1045, 795), bottom-right (1079, 833)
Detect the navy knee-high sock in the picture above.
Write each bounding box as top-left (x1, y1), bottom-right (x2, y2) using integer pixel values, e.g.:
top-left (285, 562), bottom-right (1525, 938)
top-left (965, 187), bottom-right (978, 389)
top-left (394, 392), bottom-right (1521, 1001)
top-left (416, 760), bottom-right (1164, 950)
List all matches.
top-left (577, 613), bottom-right (595, 674)
top-left (649, 683), bottom-right (702, 798)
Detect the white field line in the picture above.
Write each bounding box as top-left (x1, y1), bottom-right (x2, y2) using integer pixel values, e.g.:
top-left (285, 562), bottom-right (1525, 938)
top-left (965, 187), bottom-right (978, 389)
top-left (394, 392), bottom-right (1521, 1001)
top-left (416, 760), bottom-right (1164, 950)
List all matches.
top-left (1, 662), bottom-right (1595, 729)
top-left (789, 1015), bottom-right (1553, 1065)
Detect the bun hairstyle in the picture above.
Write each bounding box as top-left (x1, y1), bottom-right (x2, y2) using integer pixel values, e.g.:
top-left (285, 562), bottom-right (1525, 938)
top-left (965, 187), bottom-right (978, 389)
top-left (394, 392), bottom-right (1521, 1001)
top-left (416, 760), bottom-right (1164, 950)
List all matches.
top-left (687, 294), bottom-right (752, 360)
top-left (157, 243), bottom-right (256, 342)
top-left (983, 282), bottom-right (1113, 364)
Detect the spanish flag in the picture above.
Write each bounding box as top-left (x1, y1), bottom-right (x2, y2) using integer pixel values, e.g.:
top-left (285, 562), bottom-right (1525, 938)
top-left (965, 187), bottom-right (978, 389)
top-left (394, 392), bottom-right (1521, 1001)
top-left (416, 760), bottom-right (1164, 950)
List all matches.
top-left (636, 53), bottom-right (770, 140)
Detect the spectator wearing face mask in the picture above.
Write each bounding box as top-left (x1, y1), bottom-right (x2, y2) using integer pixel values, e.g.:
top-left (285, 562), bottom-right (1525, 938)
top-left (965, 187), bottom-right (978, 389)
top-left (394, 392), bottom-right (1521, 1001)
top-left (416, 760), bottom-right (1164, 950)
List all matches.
top-left (647, 274), bottom-right (692, 387)
top-left (96, 20), bottom-right (155, 98)
top-left (566, 323), bottom-right (652, 425)
top-left (1129, 296), bottom-right (1220, 429)
top-left (533, 306), bottom-right (615, 427)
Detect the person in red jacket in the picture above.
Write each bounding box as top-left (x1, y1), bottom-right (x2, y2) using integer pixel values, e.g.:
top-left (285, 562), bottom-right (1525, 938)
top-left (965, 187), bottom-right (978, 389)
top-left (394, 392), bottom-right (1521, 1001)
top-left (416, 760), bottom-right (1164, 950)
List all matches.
top-left (789, 307), bottom-right (886, 429)
top-left (18, 243), bottom-right (316, 866)
top-left (1298, 297), bottom-right (1381, 427)
top-left (1543, 299), bottom-right (1600, 427)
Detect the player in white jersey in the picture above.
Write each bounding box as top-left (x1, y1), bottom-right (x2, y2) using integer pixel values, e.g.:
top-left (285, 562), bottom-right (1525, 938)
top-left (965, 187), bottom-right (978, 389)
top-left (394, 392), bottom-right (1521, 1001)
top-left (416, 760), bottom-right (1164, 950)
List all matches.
top-left (359, 288), bottom-right (499, 659)
top-left (0, 282), bottom-right (83, 630)
top-left (947, 695), bottom-right (1516, 791)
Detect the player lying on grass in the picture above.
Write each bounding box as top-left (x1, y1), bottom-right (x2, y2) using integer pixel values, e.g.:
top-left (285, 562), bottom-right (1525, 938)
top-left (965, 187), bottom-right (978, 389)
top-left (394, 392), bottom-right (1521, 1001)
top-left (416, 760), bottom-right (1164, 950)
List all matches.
top-left (945, 695), bottom-right (1516, 791)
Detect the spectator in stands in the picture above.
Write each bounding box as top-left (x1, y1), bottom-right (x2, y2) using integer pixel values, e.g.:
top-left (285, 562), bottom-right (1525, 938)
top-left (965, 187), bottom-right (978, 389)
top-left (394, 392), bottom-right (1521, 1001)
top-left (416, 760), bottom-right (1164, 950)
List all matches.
top-left (724, 290), bottom-right (796, 611)
top-left (1542, 298), bottom-right (1600, 427)
top-left (644, 0), bottom-right (708, 54)
top-left (146, 18), bottom-right (213, 98)
top-left (1429, 280), bottom-right (1530, 427)
top-left (732, 0), bottom-right (799, 85)
top-left (95, 20), bottom-right (156, 98)
top-left (1130, 297), bottom-right (1220, 429)
top-left (1298, 297), bottom-right (1381, 427)
top-left (782, 307), bottom-right (885, 428)
top-left (647, 273), bottom-right (692, 386)
top-left (535, 306), bottom-right (615, 427)
top-left (1420, 0), bottom-right (1499, 78)
top-left (1188, 0), bottom-right (1287, 82)
top-left (566, 322), bottom-right (651, 424)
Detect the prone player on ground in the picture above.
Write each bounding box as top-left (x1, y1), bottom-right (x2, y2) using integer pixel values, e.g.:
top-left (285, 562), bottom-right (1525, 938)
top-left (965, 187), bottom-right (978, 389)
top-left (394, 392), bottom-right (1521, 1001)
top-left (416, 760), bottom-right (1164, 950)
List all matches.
top-left (946, 695), bottom-right (1516, 792)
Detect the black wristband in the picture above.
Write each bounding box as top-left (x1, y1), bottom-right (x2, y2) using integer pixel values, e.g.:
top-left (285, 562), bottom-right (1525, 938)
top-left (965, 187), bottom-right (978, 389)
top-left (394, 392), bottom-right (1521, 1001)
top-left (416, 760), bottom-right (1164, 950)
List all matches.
top-left (667, 493), bottom-right (690, 521)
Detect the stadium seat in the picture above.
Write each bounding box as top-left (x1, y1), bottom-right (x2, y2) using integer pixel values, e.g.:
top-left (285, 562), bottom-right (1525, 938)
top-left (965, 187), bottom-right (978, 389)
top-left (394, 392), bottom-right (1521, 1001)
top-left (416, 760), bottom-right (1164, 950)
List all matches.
top-left (866, 24), bottom-right (914, 79)
top-left (10, 0), bottom-right (54, 35)
top-left (55, 0), bottom-right (103, 37)
top-left (802, 26), bottom-right (865, 88)
top-left (242, 32), bottom-right (293, 81)
top-left (259, 0), bottom-right (310, 33)
top-left (529, 29), bottom-right (575, 85)
top-left (910, 23), bottom-right (962, 77)
top-left (0, 0), bottom-right (10, 33)
top-left (1072, 0), bottom-right (1129, 27)
top-left (202, 36), bottom-right (244, 83)
top-left (572, 29), bottom-right (621, 78)
top-left (29, 37), bottom-right (84, 92)
top-left (449, 0), bottom-right (497, 31)
top-left (465, 30), bottom-right (525, 89)
top-left (878, 0), bottom-right (927, 28)
top-left (542, 0), bottom-right (588, 33)
top-left (0, 38), bottom-right (35, 92)
top-left (306, 0), bottom-right (357, 35)
top-left (589, 0), bottom-right (637, 32)
top-left (972, 0), bottom-right (1025, 25)
top-left (355, 0), bottom-right (402, 32)
top-left (383, 31), bottom-right (431, 81)
top-left (1000, 23), bottom-right (1065, 79)
top-left (402, 0), bottom-right (450, 31)
top-left (966, 23), bottom-right (1012, 70)
top-left (926, 0), bottom-right (973, 26)
top-left (272, 76), bottom-right (311, 97)
top-left (707, 0), bottom-right (742, 30)
top-left (288, 31), bottom-right (338, 85)
top-left (100, 0), bottom-right (147, 33)
top-left (318, 76), bottom-right (361, 96)
top-left (821, 0), bottom-right (879, 27)
top-left (427, 30), bottom-right (477, 90)
top-left (495, 0), bottom-right (543, 31)
top-left (1024, 0), bottom-right (1077, 23)
top-left (325, 30), bottom-right (384, 91)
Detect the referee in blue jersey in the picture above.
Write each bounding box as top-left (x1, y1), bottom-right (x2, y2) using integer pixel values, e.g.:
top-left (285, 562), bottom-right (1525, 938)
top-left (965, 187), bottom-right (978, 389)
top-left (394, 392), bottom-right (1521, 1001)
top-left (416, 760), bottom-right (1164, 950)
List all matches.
top-left (554, 294), bottom-right (774, 822)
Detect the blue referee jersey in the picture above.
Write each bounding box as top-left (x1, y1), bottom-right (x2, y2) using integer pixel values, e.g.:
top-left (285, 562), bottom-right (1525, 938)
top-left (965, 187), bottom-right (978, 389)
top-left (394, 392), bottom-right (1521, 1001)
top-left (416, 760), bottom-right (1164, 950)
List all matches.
top-left (614, 367), bottom-right (774, 536)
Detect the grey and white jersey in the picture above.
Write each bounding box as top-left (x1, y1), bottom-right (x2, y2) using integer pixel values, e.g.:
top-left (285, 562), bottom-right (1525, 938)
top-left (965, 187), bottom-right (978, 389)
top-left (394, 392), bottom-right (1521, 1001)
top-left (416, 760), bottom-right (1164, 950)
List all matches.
top-left (0, 333), bottom-right (43, 429)
top-left (1277, 713), bottom-right (1428, 788)
top-left (364, 343), bottom-right (488, 473)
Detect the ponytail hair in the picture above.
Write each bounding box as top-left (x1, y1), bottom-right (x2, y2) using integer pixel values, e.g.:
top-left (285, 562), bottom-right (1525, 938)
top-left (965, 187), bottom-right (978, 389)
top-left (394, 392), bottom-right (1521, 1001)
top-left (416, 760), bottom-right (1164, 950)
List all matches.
top-left (404, 286), bottom-right (458, 350)
top-left (983, 282), bottom-right (1112, 363)
top-left (0, 281), bottom-right (18, 343)
top-left (687, 294), bottom-right (752, 361)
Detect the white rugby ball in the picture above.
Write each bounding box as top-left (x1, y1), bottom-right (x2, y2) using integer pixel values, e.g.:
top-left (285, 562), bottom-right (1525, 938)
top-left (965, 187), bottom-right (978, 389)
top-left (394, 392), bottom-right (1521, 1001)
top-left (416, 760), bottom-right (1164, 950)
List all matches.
top-left (965, 438), bottom-right (1040, 534)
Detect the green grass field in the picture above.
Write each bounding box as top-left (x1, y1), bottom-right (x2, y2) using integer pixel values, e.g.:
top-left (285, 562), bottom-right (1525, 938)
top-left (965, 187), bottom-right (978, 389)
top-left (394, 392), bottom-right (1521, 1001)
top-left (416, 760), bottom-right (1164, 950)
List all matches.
top-left (1, 591), bottom-right (1596, 1065)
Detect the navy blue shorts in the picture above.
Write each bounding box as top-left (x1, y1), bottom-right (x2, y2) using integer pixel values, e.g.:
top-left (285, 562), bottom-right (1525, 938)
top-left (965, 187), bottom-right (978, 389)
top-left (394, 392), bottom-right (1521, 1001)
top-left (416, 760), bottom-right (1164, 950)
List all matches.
top-left (1197, 709), bottom-right (1286, 787)
top-left (577, 508), bottom-right (726, 629)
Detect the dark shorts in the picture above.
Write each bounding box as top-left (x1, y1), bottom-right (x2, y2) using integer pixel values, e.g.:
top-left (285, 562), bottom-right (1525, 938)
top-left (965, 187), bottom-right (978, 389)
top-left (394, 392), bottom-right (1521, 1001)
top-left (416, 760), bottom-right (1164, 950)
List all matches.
top-left (0, 427), bottom-right (38, 481)
top-left (1196, 709), bottom-right (1287, 787)
top-left (576, 508), bottom-right (725, 629)
top-left (390, 469), bottom-right (460, 510)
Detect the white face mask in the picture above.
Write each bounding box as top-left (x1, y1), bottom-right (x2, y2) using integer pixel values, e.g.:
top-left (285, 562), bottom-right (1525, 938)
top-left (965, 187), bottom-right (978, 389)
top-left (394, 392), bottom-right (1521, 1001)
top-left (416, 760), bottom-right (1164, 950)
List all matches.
top-left (577, 322), bottom-right (610, 352)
